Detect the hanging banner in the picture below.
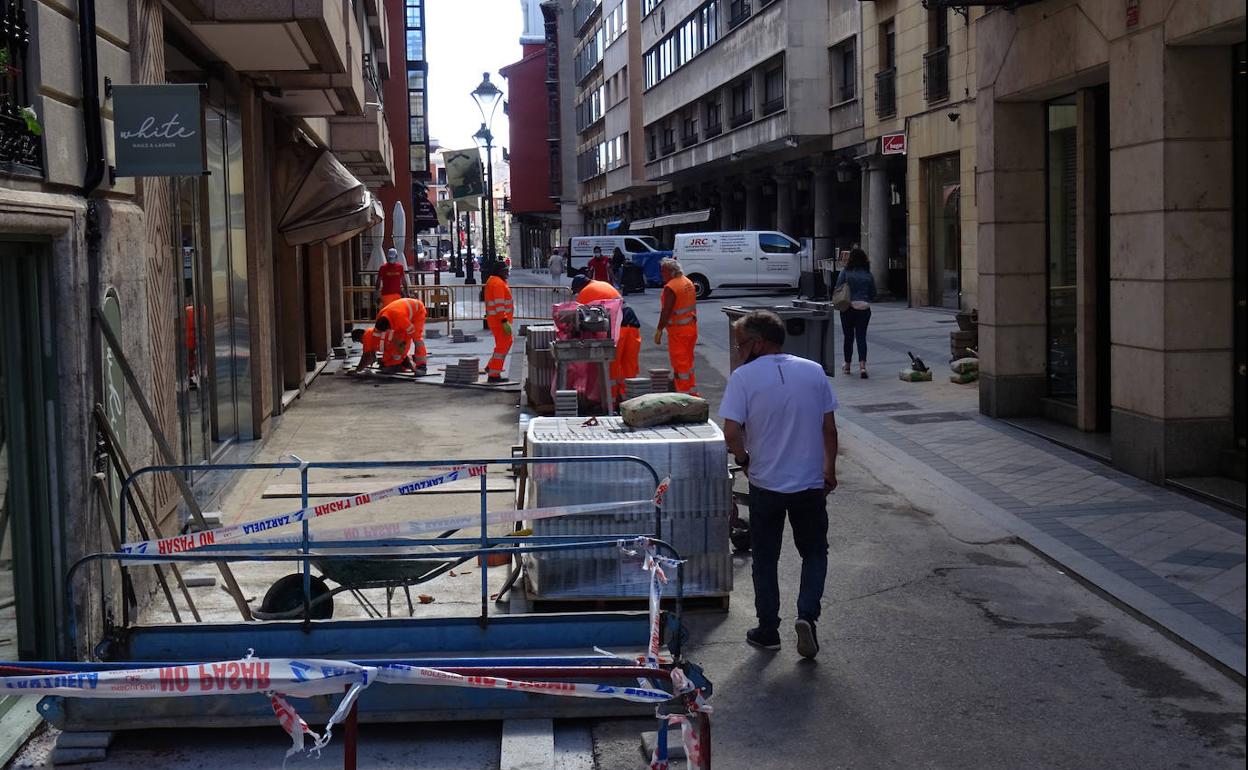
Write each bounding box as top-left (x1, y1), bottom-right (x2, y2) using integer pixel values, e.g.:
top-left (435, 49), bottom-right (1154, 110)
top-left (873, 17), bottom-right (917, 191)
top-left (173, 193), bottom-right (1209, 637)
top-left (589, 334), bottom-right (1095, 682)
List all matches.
top-left (444, 148), bottom-right (484, 199)
top-left (434, 199), bottom-right (456, 226)
top-left (112, 84), bottom-right (206, 177)
top-left (413, 194), bottom-right (439, 231)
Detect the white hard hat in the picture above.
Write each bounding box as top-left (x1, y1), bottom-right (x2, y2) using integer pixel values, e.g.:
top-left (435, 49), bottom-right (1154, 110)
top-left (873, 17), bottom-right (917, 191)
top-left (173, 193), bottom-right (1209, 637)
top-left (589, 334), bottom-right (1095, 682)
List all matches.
top-left (385, 248), bottom-right (400, 262)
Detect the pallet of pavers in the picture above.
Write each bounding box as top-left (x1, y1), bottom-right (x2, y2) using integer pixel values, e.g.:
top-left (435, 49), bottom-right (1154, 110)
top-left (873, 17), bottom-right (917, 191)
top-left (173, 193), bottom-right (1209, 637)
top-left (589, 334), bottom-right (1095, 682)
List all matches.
top-left (523, 416), bottom-right (732, 602)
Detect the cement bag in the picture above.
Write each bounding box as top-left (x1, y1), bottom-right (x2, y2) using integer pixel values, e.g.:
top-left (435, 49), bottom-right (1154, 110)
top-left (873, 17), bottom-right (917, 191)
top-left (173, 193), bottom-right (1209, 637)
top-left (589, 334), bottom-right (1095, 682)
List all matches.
top-left (899, 368), bottom-right (933, 382)
top-left (620, 393), bottom-right (709, 428)
top-left (951, 357), bottom-right (979, 375)
top-left (950, 371), bottom-right (979, 384)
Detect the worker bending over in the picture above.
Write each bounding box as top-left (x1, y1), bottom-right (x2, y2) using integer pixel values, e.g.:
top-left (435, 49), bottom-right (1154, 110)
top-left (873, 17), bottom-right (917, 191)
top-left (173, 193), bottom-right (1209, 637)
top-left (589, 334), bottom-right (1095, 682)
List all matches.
top-left (654, 258), bottom-right (698, 394)
top-left (484, 264), bottom-right (514, 383)
top-left (373, 296), bottom-right (428, 375)
top-left (349, 326), bottom-right (401, 373)
top-left (376, 248), bottom-right (409, 308)
top-left (571, 274), bottom-right (640, 403)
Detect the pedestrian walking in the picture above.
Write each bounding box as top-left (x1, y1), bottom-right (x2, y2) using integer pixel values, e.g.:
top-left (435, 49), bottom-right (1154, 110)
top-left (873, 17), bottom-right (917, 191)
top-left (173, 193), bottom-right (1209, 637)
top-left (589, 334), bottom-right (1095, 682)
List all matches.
top-left (834, 248), bottom-right (877, 378)
top-left (610, 247), bottom-right (626, 287)
top-left (719, 309), bottom-right (838, 659)
top-left (547, 250), bottom-right (563, 281)
top-left (587, 246), bottom-right (612, 283)
top-left (654, 258), bottom-right (698, 394)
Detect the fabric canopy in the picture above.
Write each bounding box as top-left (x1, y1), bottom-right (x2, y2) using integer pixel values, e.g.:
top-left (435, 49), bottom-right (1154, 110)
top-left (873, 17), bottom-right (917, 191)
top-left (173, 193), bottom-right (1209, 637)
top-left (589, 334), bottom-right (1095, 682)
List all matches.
top-left (277, 144), bottom-right (383, 247)
top-left (653, 208), bottom-right (712, 228)
top-left (628, 209), bottom-right (711, 231)
top-left (606, 219), bottom-right (623, 231)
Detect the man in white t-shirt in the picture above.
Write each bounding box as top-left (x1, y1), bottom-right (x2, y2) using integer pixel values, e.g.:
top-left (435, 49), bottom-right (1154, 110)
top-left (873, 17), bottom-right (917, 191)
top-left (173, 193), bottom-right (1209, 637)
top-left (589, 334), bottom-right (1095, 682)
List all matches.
top-left (719, 309), bottom-right (839, 659)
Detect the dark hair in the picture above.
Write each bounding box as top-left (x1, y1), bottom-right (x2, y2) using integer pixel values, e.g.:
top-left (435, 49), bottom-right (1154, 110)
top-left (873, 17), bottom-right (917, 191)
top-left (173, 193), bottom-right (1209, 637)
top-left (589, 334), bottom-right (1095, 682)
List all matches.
top-left (612, 247), bottom-right (624, 258)
top-left (570, 274), bottom-right (590, 292)
top-left (374, 317), bottom-right (391, 332)
top-left (350, 328), bottom-right (366, 342)
top-left (734, 309), bottom-right (785, 346)
top-left (846, 248), bottom-right (869, 272)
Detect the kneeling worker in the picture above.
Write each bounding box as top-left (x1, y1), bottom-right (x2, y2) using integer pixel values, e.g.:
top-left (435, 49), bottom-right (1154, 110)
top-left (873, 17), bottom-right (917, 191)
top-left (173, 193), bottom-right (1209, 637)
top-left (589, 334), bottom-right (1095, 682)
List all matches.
top-left (373, 296), bottom-right (429, 375)
top-left (570, 274), bottom-right (640, 402)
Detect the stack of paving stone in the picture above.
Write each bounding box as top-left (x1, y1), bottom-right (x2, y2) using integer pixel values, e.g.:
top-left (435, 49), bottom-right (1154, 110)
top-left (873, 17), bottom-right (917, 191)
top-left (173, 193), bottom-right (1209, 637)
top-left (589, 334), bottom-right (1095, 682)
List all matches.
top-left (649, 368), bottom-right (672, 393)
top-left (451, 328), bottom-right (479, 344)
top-left (425, 328), bottom-right (441, 339)
top-left (554, 390), bottom-right (579, 416)
top-left (444, 358), bottom-right (480, 384)
top-left (524, 416), bottom-right (732, 599)
top-left (525, 325), bottom-right (558, 411)
top-left (623, 378), bottom-right (651, 401)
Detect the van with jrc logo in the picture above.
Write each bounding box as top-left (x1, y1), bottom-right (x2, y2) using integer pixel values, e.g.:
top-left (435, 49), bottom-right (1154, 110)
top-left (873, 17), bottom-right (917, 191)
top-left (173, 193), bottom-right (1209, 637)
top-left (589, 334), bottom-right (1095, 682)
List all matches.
top-left (565, 235), bottom-right (668, 275)
top-left (671, 231), bottom-right (803, 299)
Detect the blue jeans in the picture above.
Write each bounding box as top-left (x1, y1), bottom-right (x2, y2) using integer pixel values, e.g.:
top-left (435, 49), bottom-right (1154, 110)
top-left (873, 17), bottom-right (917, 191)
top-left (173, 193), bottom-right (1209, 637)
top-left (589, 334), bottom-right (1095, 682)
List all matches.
top-left (748, 484), bottom-right (828, 631)
top-left (840, 307), bottom-right (871, 363)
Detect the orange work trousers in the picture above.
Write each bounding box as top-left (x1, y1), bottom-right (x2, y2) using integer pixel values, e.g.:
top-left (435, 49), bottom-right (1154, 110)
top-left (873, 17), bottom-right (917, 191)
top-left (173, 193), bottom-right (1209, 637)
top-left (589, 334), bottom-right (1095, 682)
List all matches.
top-left (667, 325), bottom-right (697, 393)
top-left (380, 293), bottom-right (401, 309)
top-left (486, 318), bottom-right (513, 377)
top-left (613, 327), bottom-right (642, 399)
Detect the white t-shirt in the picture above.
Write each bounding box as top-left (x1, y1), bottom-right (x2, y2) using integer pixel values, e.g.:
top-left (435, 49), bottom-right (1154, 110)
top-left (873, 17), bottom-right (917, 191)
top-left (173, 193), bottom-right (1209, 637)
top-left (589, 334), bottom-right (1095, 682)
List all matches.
top-left (718, 353), bottom-right (838, 494)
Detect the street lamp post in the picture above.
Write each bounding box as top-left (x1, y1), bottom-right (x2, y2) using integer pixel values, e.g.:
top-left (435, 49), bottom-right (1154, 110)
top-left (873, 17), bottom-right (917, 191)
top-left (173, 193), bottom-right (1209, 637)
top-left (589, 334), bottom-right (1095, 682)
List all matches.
top-left (470, 72), bottom-right (503, 276)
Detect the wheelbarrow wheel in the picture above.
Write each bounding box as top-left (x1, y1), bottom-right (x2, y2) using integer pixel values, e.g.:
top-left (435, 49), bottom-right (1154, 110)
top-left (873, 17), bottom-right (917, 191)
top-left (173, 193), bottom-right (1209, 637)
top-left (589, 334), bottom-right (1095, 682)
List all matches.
top-left (260, 574), bottom-right (334, 620)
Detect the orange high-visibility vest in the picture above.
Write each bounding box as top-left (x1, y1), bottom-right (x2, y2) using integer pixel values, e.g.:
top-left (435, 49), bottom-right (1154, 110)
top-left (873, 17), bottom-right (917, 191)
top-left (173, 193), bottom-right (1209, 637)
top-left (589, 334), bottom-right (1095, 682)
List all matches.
top-left (484, 275), bottom-right (513, 324)
top-left (665, 275), bottom-right (697, 327)
top-left (576, 280), bottom-right (621, 304)
top-left (361, 328), bottom-right (381, 355)
top-left (378, 297), bottom-right (425, 338)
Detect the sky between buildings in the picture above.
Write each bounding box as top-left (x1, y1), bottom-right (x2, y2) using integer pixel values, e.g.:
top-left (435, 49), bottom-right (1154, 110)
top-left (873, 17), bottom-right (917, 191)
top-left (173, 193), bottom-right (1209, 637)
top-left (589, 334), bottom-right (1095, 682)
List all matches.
top-left (426, 0), bottom-right (522, 158)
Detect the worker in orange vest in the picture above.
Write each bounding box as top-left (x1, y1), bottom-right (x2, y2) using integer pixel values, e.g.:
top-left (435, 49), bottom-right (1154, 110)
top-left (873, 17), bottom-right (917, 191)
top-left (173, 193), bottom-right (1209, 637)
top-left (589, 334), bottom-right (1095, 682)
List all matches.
top-left (483, 264), bottom-right (514, 383)
top-left (349, 327), bottom-right (390, 372)
top-left (571, 274), bottom-right (640, 402)
top-left (373, 296), bottom-right (429, 375)
top-left (376, 248), bottom-right (409, 308)
top-left (654, 258), bottom-right (698, 394)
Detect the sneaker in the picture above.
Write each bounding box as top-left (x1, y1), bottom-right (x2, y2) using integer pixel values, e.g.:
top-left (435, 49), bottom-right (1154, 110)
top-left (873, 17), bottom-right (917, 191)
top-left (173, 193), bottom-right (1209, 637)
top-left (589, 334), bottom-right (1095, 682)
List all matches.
top-left (746, 627), bottom-right (781, 651)
top-left (795, 619), bottom-right (819, 659)
top-left (414, 366), bottom-right (428, 376)
top-left (487, 375), bottom-right (506, 384)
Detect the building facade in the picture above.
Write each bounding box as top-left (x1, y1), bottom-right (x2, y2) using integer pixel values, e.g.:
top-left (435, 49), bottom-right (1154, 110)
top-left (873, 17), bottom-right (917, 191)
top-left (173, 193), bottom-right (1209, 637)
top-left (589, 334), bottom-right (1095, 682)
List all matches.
top-left (975, 0), bottom-right (1246, 483)
top-left (0, 3), bottom-right (397, 744)
top-left (375, 0), bottom-right (426, 266)
top-left (546, 0), bottom-right (586, 241)
top-left (860, 0), bottom-right (982, 310)
top-left (501, 0), bottom-right (560, 268)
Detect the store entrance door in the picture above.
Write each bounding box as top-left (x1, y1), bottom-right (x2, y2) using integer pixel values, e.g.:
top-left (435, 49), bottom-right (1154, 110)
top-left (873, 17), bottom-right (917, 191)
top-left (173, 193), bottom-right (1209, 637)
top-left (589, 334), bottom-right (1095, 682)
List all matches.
top-left (926, 153), bottom-right (962, 309)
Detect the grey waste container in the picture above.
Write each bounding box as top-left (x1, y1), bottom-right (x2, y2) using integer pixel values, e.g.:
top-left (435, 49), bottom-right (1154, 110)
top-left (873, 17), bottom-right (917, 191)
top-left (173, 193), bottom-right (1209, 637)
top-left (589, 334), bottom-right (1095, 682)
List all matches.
top-left (722, 304), bottom-right (837, 376)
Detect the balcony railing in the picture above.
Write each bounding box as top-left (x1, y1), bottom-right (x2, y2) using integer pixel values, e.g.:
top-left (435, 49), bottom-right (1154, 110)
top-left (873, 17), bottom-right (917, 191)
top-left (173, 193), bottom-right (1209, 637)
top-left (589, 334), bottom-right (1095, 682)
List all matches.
top-left (875, 68), bottom-right (896, 119)
top-left (572, 0), bottom-right (601, 36)
top-left (761, 96), bottom-right (784, 116)
top-left (924, 47), bottom-right (950, 103)
top-left (362, 53), bottom-right (382, 101)
top-left (729, 110), bottom-right (753, 129)
top-left (704, 121), bottom-right (722, 139)
top-left (680, 132), bottom-right (698, 149)
top-left (660, 141), bottom-right (676, 156)
top-left (1, 0), bottom-right (43, 177)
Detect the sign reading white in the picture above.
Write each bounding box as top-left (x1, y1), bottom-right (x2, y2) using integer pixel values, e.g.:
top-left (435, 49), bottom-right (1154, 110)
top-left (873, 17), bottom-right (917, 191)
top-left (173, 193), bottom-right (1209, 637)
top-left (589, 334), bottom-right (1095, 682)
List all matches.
top-left (113, 84), bottom-right (206, 177)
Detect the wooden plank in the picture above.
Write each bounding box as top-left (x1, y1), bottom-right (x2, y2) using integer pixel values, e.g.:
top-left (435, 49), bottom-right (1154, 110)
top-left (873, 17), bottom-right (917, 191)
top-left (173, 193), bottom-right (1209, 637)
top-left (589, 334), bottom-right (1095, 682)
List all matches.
top-left (261, 478), bottom-right (512, 499)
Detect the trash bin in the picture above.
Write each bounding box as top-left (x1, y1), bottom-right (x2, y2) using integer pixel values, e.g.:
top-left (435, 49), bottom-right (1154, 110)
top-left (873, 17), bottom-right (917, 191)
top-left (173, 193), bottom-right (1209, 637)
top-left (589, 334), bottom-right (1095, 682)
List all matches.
top-left (722, 304), bottom-right (837, 376)
top-left (620, 263), bottom-right (646, 294)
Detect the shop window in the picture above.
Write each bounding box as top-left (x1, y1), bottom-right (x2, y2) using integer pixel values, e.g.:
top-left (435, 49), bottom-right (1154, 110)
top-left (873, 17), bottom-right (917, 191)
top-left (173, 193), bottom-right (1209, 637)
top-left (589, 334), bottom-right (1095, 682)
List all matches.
top-left (1046, 96), bottom-right (1079, 400)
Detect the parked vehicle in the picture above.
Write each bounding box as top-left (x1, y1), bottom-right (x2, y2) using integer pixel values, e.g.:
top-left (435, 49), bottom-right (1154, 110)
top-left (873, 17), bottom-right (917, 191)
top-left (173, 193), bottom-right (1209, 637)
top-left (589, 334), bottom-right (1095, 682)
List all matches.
top-left (565, 235), bottom-right (669, 277)
top-left (670, 231), bottom-right (804, 298)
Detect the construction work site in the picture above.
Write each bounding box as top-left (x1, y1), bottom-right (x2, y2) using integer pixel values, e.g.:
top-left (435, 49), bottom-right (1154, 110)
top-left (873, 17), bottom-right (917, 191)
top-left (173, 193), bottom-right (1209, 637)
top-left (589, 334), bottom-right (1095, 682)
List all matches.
top-left (1, 271), bottom-right (1241, 769)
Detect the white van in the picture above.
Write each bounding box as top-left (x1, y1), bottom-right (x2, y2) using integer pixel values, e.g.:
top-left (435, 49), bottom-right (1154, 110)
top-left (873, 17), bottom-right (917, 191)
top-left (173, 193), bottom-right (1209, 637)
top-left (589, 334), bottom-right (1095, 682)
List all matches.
top-left (671, 231), bottom-right (803, 298)
top-left (566, 235), bottom-right (666, 274)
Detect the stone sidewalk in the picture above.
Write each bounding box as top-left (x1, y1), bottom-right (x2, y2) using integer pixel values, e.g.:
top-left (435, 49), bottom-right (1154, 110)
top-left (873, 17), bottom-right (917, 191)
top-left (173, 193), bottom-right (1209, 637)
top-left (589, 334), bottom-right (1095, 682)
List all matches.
top-left (829, 302), bottom-right (1245, 677)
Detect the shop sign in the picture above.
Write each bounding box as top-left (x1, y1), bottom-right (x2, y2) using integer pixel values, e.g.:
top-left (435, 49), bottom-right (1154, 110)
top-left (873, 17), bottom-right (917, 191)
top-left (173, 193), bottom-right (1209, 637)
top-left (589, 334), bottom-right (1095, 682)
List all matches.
top-left (1126, 0), bottom-right (1140, 29)
top-left (413, 195), bottom-right (439, 230)
top-left (112, 84), bottom-right (206, 177)
top-left (881, 132), bottom-right (907, 156)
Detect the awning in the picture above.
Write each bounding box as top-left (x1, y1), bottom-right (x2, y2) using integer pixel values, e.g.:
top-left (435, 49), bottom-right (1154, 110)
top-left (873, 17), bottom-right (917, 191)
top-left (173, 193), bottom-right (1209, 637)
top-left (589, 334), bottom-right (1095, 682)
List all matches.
top-left (606, 219), bottom-right (623, 231)
top-left (277, 145), bottom-right (384, 247)
top-left (631, 209), bottom-right (712, 231)
top-left (653, 208), bottom-right (712, 228)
